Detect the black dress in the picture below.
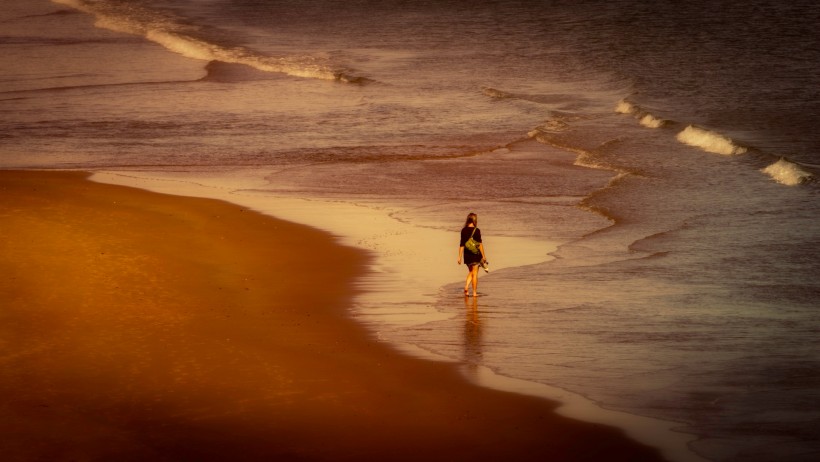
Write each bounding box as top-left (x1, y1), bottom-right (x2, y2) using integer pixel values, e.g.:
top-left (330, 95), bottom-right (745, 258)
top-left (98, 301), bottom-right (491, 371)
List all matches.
top-left (460, 226), bottom-right (483, 266)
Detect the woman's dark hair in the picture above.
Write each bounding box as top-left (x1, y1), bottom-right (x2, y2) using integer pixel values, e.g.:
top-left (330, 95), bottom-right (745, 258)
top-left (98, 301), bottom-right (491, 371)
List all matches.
top-left (464, 213), bottom-right (478, 227)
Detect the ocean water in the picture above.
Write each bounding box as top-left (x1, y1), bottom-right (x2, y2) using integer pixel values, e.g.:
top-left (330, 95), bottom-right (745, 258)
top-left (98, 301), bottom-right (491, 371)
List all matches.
top-left (2, 1), bottom-right (819, 461)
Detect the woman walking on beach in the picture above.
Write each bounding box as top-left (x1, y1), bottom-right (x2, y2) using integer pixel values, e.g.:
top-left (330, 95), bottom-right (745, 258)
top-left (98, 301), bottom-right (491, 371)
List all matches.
top-left (458, 212), bottom-right (488, 297)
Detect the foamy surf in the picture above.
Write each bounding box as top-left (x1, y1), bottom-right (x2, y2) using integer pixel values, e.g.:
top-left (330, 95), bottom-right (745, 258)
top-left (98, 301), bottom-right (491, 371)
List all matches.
top-left (615, 99), bottom-right (638, 115)
top-left (676, 125), bottom-right (747, 155)
top-left (762, 158), bottom-right (813, 186)
top-left (615, 100), bottom-right (667, 128)
top-left (51, 0), bottom-right (358, 82)
top-left (639, 114), bottom-right (665, 128)
top-left (616, 101), bottom-right (815, 189)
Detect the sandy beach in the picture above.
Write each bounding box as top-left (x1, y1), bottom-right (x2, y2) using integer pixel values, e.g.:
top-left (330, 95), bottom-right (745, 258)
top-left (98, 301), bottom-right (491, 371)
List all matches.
top-left (0, 170), bottom-right (665, 461)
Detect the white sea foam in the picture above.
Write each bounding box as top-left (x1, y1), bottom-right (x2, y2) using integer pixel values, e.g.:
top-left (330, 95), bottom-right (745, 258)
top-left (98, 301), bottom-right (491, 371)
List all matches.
top-left (676, 125), bottom-right (747, 155)
top-left (615, 100), bottom-right (638, 115)
top-left (527, 120), bottom-right (571, 145)
top-left (616, 100), bottom-right (666, 128)
top-left (762, 158), bottom-right (813, 186)
top-left (52, 0), bottom-right (342, 81)
top-left (147, 30), bottom-right (339, 80)
top-left (146, 30), bottom-right (216, 61)
top-left (639, 114), bottom-right (665, 128)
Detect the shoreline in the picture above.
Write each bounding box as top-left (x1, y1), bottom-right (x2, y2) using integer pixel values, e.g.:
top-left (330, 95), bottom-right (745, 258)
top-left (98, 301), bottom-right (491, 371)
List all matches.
top-left (0, 170), bottom-right (668, 461)
top-left (81, 165), bottom-right (705, 462)
top-left (92, 167), bottom-right (705, 462)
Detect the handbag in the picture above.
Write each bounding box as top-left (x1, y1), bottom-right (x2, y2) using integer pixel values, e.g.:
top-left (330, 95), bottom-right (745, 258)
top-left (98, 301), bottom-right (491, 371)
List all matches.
top-left (464, 228), bottom-right (481, 254)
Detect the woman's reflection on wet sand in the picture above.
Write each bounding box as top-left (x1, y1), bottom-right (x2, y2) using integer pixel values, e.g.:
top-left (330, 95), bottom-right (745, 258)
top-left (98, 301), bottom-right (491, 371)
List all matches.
top-left (463, 295), bottom-right (483, 372)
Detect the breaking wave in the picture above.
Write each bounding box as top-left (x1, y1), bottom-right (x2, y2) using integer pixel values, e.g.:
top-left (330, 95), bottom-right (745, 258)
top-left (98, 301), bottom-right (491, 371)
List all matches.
top-left (638, 114), bottom-right (665, 129)
top-left (616, 100), bottom-right (814, 187)
top-left (762, 158), bottom-right (813, 186)
top-left (615, 100), bottom-right (667, 128)
top-left (676, 125), bottom-right (747, 155)
top-left (51, 0), bottom-right (363, 83)
top-left (614, 100), bottom-right (637, 115)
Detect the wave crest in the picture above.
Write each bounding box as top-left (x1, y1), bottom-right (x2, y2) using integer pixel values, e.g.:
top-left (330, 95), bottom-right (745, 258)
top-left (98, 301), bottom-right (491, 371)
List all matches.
top-left (639, 114), bottom-right (664, 129)
top-left (676, 125), bottom-right (747, 155)
top-left (762, 158), bottom-right (813, 186)
top-left (615, 100), bottom-right (637, 115)
top-left (615, 99), bottom-right (667, 128)
top-left (52, 0), bottom-right (361, 82)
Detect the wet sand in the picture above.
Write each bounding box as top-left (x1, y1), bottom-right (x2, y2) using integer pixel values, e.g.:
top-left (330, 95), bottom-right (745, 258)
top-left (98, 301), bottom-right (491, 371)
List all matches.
top-left (0, 170), bottom-right (666, 461)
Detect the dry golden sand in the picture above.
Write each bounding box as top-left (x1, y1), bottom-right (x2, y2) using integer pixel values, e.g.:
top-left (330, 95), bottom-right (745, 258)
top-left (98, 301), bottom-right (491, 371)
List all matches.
top-left (0, 171), bottom-right (666, 461)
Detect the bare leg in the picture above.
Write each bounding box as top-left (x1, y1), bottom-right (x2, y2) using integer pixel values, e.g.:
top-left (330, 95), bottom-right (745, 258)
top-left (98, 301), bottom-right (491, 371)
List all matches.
top-left (470, 265), bottom-right (479, 297)
top-left (464, 265), bottom-right (479, 297)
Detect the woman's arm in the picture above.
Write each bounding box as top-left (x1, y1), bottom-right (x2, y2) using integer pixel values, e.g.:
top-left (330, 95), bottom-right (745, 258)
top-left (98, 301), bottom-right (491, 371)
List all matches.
top-left (457, 245), bottom-right (464, 265)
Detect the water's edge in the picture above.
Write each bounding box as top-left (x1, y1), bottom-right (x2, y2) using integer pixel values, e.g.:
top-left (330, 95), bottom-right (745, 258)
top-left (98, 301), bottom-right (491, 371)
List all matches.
top-left (87, 169), bottom-right (709, 462)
